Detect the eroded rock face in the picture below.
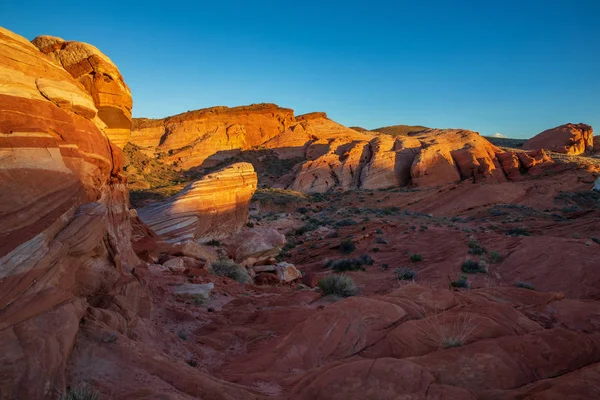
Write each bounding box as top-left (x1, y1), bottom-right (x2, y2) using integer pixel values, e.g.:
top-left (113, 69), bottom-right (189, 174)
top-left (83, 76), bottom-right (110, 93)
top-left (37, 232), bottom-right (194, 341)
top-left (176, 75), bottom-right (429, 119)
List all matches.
top-left (523, 123), bottom-right (594, 155)
top-left (32, 35), bottom-right (133, 147)
top-left (0, 27), bottom-right (138, 399)
top-left (287, 128), bottom-right (547, 192)
top-left (137, 162), bottom-right (258, 243)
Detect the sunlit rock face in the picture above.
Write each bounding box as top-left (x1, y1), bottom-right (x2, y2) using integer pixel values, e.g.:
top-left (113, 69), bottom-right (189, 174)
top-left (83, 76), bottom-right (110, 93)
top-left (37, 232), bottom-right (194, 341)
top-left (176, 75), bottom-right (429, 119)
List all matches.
top-left (137, 162), bottom-right (258, 243)
top-left (32, 35), bottom-right (133, 148)
top-left (0, 27), bottom-right (139, 399)
top-left (522, 123), bottom-right (594, 155)
top-left (287, 128), bottom-right (552, 193)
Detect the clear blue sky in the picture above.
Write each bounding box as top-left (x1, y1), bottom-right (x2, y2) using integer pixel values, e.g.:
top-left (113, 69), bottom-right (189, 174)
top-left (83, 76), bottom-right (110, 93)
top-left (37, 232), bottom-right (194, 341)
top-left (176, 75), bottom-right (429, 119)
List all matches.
top-left (2, 0), bottom-right (599, 138)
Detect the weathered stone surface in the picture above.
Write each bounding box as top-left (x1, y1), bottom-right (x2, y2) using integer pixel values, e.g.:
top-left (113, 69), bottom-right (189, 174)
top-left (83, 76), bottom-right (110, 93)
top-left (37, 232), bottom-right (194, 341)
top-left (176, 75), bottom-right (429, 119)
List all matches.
top-left (172, 283), bottom-right (214, 299)
top-left (594, 177), bottom-right (600, 191)
top-left (0, 27), bottom-right (139, 399)
top-left (275, 262), bottom-right (302, 282)
top-left (523, 123), bottom-right (594, 155)
top-left (137, 162), bottom-right (257, 243)
top-left (163, 257), bottom-right (186, 273)
top-left (227, 227), bottom-right (286, 266)
top-left (32, 35), bottom-right (133, 147)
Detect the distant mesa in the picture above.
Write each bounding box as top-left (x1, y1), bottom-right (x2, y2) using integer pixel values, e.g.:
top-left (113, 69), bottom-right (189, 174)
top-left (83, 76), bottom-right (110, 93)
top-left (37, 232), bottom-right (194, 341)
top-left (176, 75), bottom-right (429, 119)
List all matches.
top-left (523, 123), bottom-right (594, 155)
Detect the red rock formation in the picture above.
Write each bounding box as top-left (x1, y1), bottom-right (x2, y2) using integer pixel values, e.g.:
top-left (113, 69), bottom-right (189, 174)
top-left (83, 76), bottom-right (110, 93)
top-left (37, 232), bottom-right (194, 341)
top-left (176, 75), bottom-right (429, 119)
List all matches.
top-left (32, 35), bottom-right (133, 148)
top-left (523, 123), bottom-right (594, 155)
top-left (137, 162), bottom-right (257, 243)
top-left (0, 27), bottom-right (138, 399)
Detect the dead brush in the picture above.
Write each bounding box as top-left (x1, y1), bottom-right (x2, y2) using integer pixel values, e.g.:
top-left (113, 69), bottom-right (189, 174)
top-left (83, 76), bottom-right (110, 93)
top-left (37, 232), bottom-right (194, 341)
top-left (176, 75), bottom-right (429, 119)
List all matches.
top-left (418, 310), bottom-right (480, 349)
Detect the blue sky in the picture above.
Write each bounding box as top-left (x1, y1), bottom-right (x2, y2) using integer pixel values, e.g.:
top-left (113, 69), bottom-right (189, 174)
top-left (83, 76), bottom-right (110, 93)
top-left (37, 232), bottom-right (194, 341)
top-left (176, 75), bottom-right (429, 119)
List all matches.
top-left (2, 0), bottom-right (599, 138)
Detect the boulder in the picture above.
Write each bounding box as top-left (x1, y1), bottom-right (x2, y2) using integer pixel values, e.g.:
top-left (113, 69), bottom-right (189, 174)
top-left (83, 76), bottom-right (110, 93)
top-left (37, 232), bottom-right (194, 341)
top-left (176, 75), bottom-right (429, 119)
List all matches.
top-left (163, 258), bottom-right (186, 273)
top-left (227, 227), bottom-right (286, 266)
top-left (172, 283), bottom-right (214, 299)
top-left (137, 163), bottom-right (257, 243)
top-left (522, 123), bottom-right (594, 155)
top-left (275, 262), bottom-right (302, 282)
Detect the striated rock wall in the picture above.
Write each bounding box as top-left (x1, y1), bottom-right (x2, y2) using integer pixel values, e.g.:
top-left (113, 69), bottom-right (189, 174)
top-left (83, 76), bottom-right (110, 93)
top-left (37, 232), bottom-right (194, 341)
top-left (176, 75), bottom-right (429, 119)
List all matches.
top-left (32, 35), bottom-right (133, 148)
top-left (131, 104), bottom-right (295, 168)
top-left (0, 27), bottom-right (139, 399)
top-left (523, 123), bottom-right (594, 155)
top-left (137, 162), bottom-right (258, 243)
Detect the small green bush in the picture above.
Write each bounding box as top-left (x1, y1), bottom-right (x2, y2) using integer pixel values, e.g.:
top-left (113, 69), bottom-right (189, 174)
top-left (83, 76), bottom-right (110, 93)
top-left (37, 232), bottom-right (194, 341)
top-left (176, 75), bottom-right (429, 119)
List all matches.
top-left (410, 254), bottom-right (423, 263)
top-left (177, 330), bottom-right (188, 340)
top-left (461, 260), bottom-right (487, 274)
top-left (205, 239), bottom-right (221, 246)
top-left (395, 267), bottom-right (417, 280)
top-left (325, 254), bottom-right (373, 271)
top-left (375, 237), bottom-right (388, 244)
top-left (339, 239), bottom-right (356, 254)
top-left (318, 275), bottom-right (358, 297)
top-left (450, 274), bottom-right (470, 289)
top-left (490, 250), bottom-right (502, 263)
top-left (507, 227), bottom-right (531, 236)
top-left (515, 281), bottom-right (535, 290)
top-left (467, 240), bottom-right (487, 255)
top-left (375, 228), bottom-right (384, 234)
top-left (59, 386), bottom-right (101, 400)
top-left (592, 237), bottom-right (600, 244)
top-left (335, 219), bottom-right (357, 227)
top-left (210, 259), bottom-right (252, 283)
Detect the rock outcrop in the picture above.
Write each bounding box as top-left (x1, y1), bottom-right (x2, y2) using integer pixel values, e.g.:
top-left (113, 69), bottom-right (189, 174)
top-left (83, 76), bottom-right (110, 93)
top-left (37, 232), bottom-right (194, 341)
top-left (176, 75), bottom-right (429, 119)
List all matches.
top-left (287, 128), bottom-right (549, 192)
top-left (0, 27), bottom-right (138, 399)
top-left (137, 162), bottom-right (257, 243)
top-left (523, 123), bottom-right (594, 155)
top-left (32, 35), bottom-right (133, 147)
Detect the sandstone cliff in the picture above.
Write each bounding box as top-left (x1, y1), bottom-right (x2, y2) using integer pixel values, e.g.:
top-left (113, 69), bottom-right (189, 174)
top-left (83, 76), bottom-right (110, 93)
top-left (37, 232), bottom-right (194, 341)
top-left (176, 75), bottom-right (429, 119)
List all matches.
top-left (0, 27), bottom-right (138, 398)
top-left (32, 35), bottom-right (133, 148)
top-left (130, 106), bottom-right (556, 194)
top-left (137, 162), bottom-right (257, 243)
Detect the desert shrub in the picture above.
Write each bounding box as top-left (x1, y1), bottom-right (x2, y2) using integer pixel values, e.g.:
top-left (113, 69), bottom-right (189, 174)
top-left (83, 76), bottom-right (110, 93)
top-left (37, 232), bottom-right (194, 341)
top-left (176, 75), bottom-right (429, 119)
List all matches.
top-left (381, 263), bottom-right (389, 271)
top-left (395, 267), bottom-right (417, 280)
top-left (426, 313), bottom-right (478, 349)
top-left (296, 207), bottom-right (310, 214)
top-left (450, 274), bottom-right (470, 289)
top-left (318, 275), bottom-right (358, 297)
top-left (490, 250), bottom-right (502, 263)
top-left (210, 259), bottom-right (252, 283)
top-left (335, 219), bottom-right (357, 227)
top-left (177, 330), bottom-right (188, 340)
top-left (246, 222), bottom-right (254, 228)
top-left (507, 227), bottom-right (531, 236)
top-left (410, 254), bottom-right (423, 263)
top-left (375, 228), bottom-right (384, 234)
top-left (592, 237), bottom-right (600, 244)
top-left (359, 254), bottom-right (374, 265)
top-left (59, 386), bottom-right (101, 400)
top-left (326, 254), bottom-right (373, 271)
top-left (467, 240), bottom-right (487, 255)
top-left (205, 239), bottom-right (221, 246)
top-left (186, 358), bottom-right (198, 367)
top-left (515, 281), bottom-right (535, 290)
top-left (461, 260), bottom-right (487, 274)
top-left (339, 239), bottom-right (356, 254)
top-left (375, 237), bottom-right (388, 244)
